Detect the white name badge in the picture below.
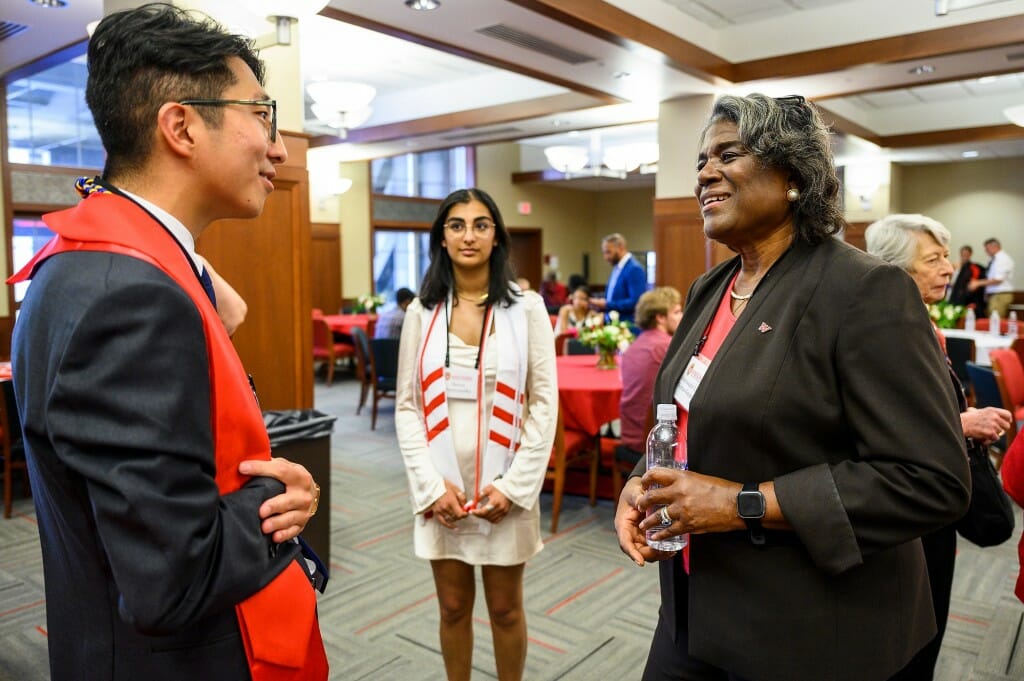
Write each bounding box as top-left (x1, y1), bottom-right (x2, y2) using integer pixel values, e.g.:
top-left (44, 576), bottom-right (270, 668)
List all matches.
top-left (674, 354), bottom-right (709, 411)
top-left (446, 366), bottom-right (478, 400)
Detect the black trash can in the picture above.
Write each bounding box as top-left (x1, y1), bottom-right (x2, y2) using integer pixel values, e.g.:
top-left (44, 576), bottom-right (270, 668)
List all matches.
top-left (263, 409), bottom-right (337, 567)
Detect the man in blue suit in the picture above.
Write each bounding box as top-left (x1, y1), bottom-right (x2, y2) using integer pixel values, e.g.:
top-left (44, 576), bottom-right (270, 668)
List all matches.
top-left (592, 233), bottom-right (648, 322)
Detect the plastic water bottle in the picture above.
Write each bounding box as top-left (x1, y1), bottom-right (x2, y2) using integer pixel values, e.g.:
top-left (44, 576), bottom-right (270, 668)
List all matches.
top-left (964, 307), bottom-right (976, 332)
top-left (990, 309), bottom-right (1001, 336)
top-left (1009, 311), bottom-right (1019, 338)
top-left (645, 403), bottom-right (687, 552)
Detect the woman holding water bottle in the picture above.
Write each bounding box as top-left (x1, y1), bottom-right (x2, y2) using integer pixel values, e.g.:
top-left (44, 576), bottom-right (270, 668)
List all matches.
top-left (613, 94), bottom-right (970, 681)
top-left (395, 188), bottom-right (557, 681)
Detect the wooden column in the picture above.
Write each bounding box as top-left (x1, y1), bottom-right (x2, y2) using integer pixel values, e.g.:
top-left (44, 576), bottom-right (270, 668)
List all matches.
top-left (654, 196), bottom-right (710, 299)
top-left (311, 222), bottom-right (342, 315)
top-left (197, 131), bottom-right (313, 410)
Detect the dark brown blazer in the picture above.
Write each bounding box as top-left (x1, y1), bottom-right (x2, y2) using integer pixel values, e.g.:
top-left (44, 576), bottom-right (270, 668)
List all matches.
top-left (650, 237), bottom-right (970, 681)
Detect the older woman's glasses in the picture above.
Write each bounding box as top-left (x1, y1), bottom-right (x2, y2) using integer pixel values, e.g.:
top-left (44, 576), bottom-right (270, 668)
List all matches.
top-left (444, 218), bottom-right (495, 235)
top-left (178, 98), bottom-right (278, 142)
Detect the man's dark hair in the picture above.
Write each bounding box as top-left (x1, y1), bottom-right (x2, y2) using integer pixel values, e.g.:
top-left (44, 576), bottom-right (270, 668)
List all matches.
top-left (419, 188), bottom-right (519, 309)
top-left (86, 3), bottom-right (264, 180)
top-left (985, 238), bottom-right (1001, 248)
top-left (396, 287), bottom-right (416, 306)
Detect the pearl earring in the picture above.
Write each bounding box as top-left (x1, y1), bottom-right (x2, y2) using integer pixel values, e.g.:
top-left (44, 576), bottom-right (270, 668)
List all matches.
top-left (786, 188), bottom-right (800, 202)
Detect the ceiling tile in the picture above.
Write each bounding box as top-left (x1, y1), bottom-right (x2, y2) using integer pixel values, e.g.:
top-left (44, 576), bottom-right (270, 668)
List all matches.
top-left (910, 81), bottom-right (973, 102)
top-left (857, 89), bottom-right (922, 108)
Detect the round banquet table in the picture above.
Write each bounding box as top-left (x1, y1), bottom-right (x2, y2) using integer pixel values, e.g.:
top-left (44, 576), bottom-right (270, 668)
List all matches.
top-left (556, 354), bottom-right (622, 435)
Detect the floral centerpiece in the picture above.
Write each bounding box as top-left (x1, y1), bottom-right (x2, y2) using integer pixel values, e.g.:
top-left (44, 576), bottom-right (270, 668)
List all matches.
top-left (578, 311), bottom-right (634, 369)
top-left (927, 300), bottom-right (966, 329)
top-left (355, 293), bottom-right (385, 313)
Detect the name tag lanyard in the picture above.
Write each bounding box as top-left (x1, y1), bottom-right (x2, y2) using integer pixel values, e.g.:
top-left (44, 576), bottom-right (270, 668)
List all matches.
top-left (443, 297), bottom-right (495, 503)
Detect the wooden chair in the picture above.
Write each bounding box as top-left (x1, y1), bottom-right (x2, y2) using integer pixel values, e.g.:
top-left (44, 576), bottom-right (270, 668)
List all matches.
top-left (545, 411), bottom-right (598, 533)
top-left (553, 331), bottom-right (574, 356)
top-left (368, 338), bottom-right (400, 430)
top-left (350, 327), bottom-right (372, 415)
top-left (312, 316), bottom-right (356, 386)
top-left (608, 409), bottom-right (655, 500)
top-left (1, 380), bottom-right (27, 519)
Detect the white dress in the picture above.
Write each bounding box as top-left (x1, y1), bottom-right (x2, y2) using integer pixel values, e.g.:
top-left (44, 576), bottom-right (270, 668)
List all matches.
top-left (395, 292), bottom-right (558, 566)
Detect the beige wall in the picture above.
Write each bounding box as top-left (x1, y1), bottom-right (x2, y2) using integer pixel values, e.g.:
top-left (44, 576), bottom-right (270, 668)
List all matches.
top-left (338, 160), bottom-right (371, 297)
top-left (592, 189), bottom-right (655, 285)
top-left (476, 142), bottom-right (655, 286)
top-left (896, 157), bottom-right (1024, 275)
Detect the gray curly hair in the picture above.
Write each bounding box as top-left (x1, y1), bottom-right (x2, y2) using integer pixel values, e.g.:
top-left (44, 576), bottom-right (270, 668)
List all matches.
top-left (698, 94), bottom-right (844, 244)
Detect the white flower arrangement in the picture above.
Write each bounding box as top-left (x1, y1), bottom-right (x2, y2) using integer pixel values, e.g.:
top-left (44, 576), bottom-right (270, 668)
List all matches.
top-left (356, 293), bottom-right (385, 313)
top-left (578, 313), bottom-right (634, 353)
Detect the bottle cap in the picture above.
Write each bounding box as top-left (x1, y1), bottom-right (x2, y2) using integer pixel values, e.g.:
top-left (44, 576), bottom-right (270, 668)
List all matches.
top-left (656, 403), bottom-right (677, 421)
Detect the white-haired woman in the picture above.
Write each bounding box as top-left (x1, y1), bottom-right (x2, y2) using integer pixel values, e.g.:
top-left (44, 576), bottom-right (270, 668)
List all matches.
top-left (866, 213), bottom-right (1011, 680)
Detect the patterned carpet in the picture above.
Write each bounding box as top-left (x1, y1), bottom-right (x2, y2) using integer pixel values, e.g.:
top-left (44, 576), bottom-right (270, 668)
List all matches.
top-left (0, 374), bottom-right (1021, 680)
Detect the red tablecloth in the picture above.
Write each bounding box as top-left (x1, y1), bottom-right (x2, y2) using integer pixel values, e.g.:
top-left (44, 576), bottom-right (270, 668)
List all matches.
top-left (556, 354), bottom-right (622, 435)
top-left (323, 314), bottom-right (373, 335)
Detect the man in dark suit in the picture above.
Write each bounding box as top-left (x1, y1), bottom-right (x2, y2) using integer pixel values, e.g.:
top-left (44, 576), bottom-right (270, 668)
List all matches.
top-left (591, 232), bottom-right (648, 322)
top-left (8, 5), bottom-right (327, 680)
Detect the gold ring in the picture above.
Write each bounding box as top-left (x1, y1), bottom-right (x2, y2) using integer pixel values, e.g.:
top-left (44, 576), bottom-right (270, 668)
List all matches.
top-left (658, 506), bottom-right (672, 525)
top-left (308, 482), bottom-right (321, 517)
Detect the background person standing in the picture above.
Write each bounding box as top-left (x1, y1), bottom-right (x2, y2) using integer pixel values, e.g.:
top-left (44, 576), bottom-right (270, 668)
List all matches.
top-left (591, 233), bottom-right (648, 323)
top-left (969, 237), bottom-right (1015, 317)
top-left (947, 245), bottom-right (985, 310)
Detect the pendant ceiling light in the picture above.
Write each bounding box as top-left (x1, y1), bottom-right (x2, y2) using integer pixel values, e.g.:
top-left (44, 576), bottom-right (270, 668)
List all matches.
top-left (308, 81), bottom-right (378, 139)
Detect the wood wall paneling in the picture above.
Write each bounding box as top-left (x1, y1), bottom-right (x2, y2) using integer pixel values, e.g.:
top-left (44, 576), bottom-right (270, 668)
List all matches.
top-left (844, 222), bottom-right (870, 252)
top-left (197, 132), bottom-right (313, 411)
top-left (508, 228), bottom-right (543, 290)
top-left (653, 196), bottom-right (710, 301)
top-left (311, 222), bottom-right (342, 314)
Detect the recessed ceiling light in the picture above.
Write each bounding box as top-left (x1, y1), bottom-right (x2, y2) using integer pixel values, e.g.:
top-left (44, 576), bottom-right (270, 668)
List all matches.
top-left (28, 0), bottom-right (67, 6)
top-left (405, 0), bottom-right (440, 10)
top-left (909, 64), bottom-right (935, 75)
top-left (962, 150), bottom-right (980, 158)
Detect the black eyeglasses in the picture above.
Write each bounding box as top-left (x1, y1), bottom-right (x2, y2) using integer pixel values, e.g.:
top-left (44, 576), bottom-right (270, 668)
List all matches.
top-left (178, 98), bottom-right (277, 142)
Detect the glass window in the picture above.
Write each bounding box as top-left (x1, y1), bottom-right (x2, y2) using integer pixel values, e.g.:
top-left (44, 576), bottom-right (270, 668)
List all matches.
top-left (11, 216), bottom-right (55, 303)
top-left (7, 53), bottom-right (104, 169)
top-left (373, 230), bottom-right (431, 303)
top-left (371, 147), bottom-right (470, 199)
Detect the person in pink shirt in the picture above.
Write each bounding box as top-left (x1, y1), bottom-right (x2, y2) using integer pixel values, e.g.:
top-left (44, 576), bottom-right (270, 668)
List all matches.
top-left (618, 287), bottom-right (683, 461)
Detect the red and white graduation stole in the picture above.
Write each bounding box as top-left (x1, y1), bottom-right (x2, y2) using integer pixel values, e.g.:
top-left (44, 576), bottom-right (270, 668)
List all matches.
top-left (417, 294), bottom-right (528, 504)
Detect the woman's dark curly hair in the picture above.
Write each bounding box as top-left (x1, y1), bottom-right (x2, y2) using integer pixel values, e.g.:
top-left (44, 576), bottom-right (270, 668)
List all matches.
top-left (699, 94), bottom-right (845, 244)
top-left (418, 188), bottom-right (519, 309)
